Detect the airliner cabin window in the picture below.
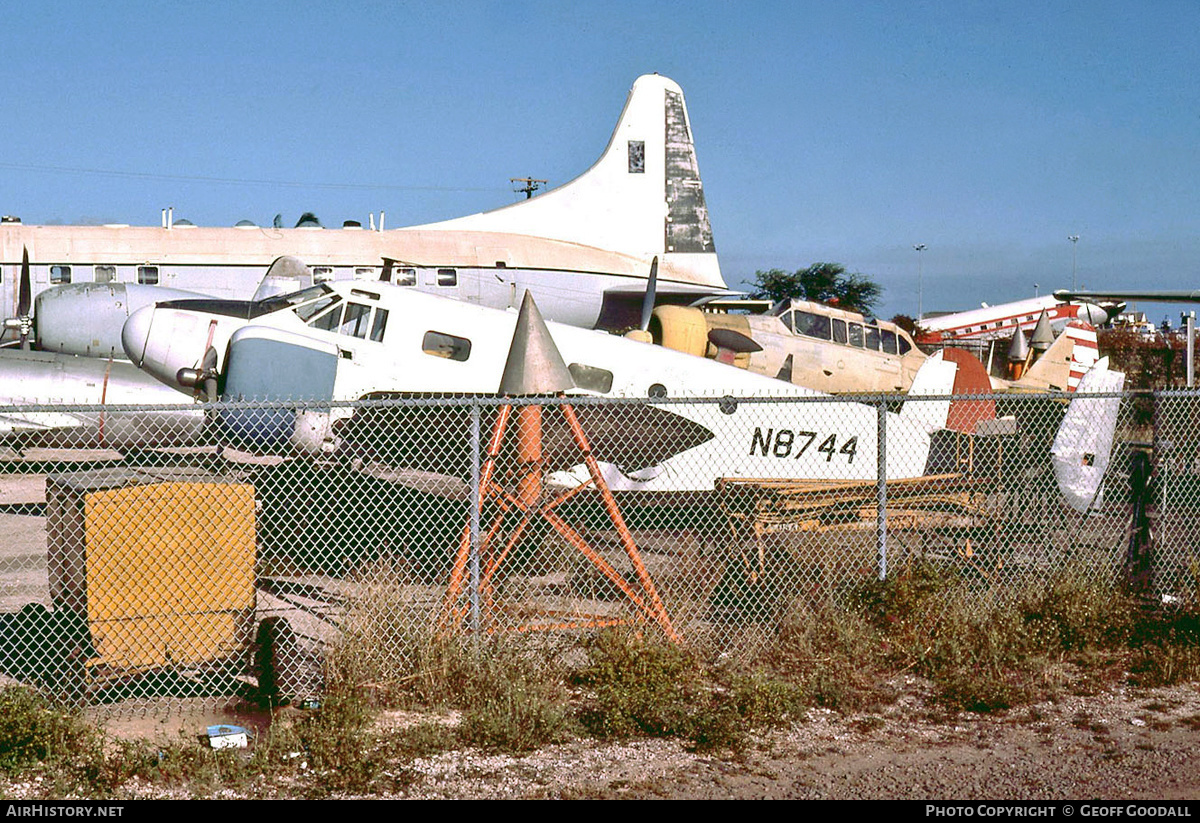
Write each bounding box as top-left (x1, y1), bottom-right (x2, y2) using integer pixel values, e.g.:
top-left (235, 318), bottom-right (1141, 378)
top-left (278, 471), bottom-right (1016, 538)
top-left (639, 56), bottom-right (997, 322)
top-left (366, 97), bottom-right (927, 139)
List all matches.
top-left (423, 330), bottom-right (471, 361)
top-left (94, 265), bottom-right (116, 283)
top-left (397, 268), bottom-right (417, 287)
top-left (313, 266), bottom-right (334, 283)
top-left (437, 268), bottom-right (458, 287)
top-left (370, 308), bottom-right (389, 342)
top-left (337, 302), bottom-right (372, 339)
top-left (295, 293), bottom-right (342, 322)
top-left (832, 318), bottom-right (848, 345)
top-left (137, 266), bottom-right (159, 285)
top-left (50, 265), bottom-right (72, 285)
top-left (792, 311), bottom-right (832, 340)
top-left (354, 267), bottom-right (375, 280)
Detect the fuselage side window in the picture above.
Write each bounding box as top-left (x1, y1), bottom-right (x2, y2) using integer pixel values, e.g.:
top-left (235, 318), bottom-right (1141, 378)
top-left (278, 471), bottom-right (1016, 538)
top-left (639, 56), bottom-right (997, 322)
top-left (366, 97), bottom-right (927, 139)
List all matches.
top-left (354, 267), bottom-right (375, 280)
top-left (295, 294), bottom-right (342, 322)
top-left (793, 310), bottom-right (832, 340)
top-left (137, 265), bottom-right (159, 285)
top-left (370, 308), bottom-right (389, 342)
top-left (396, 268), bottom-right (416, 287)
top-left (832, 318), bottom-right (848, 345)
top-left (848, 322), bottom-right (865, 348)
top-left (437, 268), bottom-right (458, 287)
top-left (423, 330), bottom-right (471, 361)
top-left (313, 266), bottom-right (334, 283)
top-left (881, 329), bottom-right (899, 354)
top-left (337, 302), bottom-right (372, 339)
top-left (50, 265), bottom-right (72, 285)
top-left (94, 265), bottom-right (116, 283)
top-left (865, 325), bottom-right (881, 351)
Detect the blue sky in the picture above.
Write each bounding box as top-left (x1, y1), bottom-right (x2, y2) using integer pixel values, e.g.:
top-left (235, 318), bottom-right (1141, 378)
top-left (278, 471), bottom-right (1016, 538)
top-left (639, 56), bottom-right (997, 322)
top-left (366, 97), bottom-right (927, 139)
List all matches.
top-left (2, 1), bottom-right (1197, 323)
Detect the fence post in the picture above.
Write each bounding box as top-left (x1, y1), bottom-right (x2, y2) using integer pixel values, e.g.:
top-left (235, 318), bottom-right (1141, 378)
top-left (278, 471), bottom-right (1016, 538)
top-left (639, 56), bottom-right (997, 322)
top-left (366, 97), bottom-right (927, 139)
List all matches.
top-left (468, 399), bottom-right (482, 634)
top-left (876, 395), bottom-right (888, 581)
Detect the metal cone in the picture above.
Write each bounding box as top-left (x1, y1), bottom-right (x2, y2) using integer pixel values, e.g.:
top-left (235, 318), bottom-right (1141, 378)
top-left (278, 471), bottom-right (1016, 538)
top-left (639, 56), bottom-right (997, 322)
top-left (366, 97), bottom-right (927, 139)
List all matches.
top-left (498, 292), bottom-right (576, 395)
top-left (1030, 309), bottom-right (1054, 352)
top-left (1006, 326), bottom-right (1029, 362)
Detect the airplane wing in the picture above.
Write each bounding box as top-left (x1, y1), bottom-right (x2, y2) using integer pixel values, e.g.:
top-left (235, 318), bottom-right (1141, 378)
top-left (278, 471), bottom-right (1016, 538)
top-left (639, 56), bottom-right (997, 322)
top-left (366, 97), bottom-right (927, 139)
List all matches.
top-left (1055, 289), bottom-right (1200, 303)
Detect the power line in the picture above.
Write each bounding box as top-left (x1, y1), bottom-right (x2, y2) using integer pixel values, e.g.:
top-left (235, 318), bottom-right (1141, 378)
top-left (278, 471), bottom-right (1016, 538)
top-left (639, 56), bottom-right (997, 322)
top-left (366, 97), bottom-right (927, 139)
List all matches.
top-left (0, 162), bottom-right (505, 194)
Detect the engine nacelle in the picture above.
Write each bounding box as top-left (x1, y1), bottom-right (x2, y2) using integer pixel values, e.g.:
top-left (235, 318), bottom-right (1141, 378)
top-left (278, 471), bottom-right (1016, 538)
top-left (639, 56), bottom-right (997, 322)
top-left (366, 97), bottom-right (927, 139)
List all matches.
top-left (650, 305), bottom-right (757, 369)
top-left (37, 283), bottom-right (204, 357)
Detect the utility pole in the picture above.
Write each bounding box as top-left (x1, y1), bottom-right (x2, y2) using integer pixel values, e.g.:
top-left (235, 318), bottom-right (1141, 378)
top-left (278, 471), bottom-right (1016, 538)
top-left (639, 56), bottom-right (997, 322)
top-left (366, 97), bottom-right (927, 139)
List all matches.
top-left (1068, 235), bottom-right (1080, 291)
top-left (913, 244), bottom-right (927, 320)
top-left (510, 177), bottom-right (548, 199)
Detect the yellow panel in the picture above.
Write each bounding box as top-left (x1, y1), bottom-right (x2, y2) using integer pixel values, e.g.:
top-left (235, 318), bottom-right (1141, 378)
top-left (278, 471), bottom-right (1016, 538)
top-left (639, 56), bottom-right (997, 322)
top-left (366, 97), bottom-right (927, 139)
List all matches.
top-left (80, 482), bottom-right (256, 669)
top-left (88, 612), bottom-right (247, 670)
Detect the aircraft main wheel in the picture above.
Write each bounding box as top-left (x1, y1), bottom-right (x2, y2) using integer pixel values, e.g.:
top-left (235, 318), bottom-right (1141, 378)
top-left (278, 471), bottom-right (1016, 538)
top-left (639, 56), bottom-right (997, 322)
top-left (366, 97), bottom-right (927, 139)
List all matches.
top-left (254, 617), bottom-right (297, 708)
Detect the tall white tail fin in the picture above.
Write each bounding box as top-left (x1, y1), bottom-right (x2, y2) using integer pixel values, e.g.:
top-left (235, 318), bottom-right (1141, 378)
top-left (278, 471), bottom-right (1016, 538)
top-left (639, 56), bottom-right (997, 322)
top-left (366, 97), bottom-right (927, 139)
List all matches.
top-left (417, 74), bottom-right (724, 290)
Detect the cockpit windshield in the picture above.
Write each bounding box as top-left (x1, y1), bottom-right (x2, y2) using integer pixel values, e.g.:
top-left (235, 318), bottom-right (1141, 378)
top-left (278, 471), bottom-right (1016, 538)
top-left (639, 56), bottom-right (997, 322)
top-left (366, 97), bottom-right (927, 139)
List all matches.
top-left (253, 284), bottom-right (335, 317)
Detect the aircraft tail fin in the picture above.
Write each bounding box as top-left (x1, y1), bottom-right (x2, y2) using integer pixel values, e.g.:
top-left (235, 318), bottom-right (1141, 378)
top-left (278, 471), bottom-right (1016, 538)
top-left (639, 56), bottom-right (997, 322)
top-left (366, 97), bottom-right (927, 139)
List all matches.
top-left (1016, 320), bottom-right (1099, 392)
top-left (899, 354), bottom-right (957, 434)
top-left (1051, 356), bottom-right (1125, 512)
top-left (417, 74), bottom-right (724, 290)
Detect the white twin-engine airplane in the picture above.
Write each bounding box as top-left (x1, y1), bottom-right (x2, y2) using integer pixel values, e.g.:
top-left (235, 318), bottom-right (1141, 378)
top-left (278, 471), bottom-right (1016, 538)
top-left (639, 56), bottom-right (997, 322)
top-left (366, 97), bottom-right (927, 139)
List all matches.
top-left (121, 279), bottom-right (1124, 509)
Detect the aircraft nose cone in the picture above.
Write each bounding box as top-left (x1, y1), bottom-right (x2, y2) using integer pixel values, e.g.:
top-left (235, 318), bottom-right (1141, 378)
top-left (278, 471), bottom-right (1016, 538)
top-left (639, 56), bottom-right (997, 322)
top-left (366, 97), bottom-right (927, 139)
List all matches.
top-left (122, 305), bottom-right (154, 365)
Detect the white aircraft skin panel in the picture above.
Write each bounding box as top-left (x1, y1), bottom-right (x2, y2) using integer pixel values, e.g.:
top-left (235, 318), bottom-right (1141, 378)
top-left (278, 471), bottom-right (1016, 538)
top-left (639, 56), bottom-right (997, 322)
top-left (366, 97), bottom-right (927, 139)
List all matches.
top-left (1050, 358), bottom-right (1125, 513)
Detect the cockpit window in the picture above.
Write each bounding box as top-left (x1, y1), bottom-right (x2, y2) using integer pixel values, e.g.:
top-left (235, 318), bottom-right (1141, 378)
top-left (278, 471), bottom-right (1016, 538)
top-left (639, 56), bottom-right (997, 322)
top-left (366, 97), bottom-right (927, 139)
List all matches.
top-left (294, 292), bottom-right (342, 323)
top-left (792, 311), bottom-right (832, 340)
top-left (848, 322), bottom-right (865, 348)
top-left (370, 308), bottom-right (389, 342)
top-left (881, 329), bottom-right (899, 354)
top-left (259, 284), bottom-right (334, 315)
top-left (865, 325), bottom-right (881, 351)
top-left (337, 302), bottom-right (372, 339)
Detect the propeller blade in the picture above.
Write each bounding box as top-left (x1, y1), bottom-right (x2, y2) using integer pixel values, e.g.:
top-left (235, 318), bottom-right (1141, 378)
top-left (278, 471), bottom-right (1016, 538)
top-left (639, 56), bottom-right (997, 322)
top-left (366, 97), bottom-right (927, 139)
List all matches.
top-left (639, 256), bottom-right (659, 332)
top-left (16, 247), bottom-right (30, 318)
top-left (201, 346), bottom-right (220, 402)
top-left (17, 246), bottom-right (31, 349)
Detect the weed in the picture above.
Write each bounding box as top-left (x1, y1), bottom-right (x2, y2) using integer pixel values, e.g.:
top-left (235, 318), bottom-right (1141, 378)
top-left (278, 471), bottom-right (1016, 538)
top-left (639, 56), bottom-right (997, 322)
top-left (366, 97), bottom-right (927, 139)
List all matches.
top-left (0, 687), bottom-right (92, 774)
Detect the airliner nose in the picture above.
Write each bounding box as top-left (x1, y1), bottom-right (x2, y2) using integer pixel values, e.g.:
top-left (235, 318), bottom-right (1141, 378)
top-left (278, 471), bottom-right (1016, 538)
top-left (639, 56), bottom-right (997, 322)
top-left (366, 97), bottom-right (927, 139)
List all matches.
top-left (122, 305), bottom-right (154, 366)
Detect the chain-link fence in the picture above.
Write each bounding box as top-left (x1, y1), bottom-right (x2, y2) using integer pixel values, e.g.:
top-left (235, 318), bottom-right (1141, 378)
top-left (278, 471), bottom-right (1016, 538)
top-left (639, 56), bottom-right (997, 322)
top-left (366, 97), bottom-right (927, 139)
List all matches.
top-left (0, 387), bottom-right (1191, 706)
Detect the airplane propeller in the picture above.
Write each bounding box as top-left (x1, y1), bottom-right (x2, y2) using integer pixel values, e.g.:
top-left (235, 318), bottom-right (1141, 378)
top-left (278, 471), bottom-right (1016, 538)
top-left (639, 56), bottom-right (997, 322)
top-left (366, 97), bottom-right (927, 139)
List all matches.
top-left (2, 247), bottom-right (34, 350)
top-left (176, 345), bottom-right (221, 403)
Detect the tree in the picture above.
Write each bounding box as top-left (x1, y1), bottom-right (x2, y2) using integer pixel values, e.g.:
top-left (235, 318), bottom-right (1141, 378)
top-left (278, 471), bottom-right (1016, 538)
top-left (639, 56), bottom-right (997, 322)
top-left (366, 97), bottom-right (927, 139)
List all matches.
top-left (749, 263), bottom-right (882, 315)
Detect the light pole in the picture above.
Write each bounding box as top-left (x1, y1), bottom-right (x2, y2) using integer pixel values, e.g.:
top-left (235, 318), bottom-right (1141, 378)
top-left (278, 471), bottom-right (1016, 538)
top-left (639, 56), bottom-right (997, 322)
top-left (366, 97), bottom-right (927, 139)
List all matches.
top-left (1034, 283), bottom-right (1040, 297)
top-left (1068, 235), bottom-right (1080, 291)
top-left (913, 244), bottom-right (927, 320)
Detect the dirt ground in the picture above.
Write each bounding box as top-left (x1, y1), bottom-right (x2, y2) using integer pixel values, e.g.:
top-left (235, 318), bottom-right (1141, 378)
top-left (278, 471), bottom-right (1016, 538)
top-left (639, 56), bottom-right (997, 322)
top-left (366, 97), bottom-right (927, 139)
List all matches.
top-left (393, 678), bottom-right (1200, 800)
top-left (3, 677), bottom-right (1198, 799)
